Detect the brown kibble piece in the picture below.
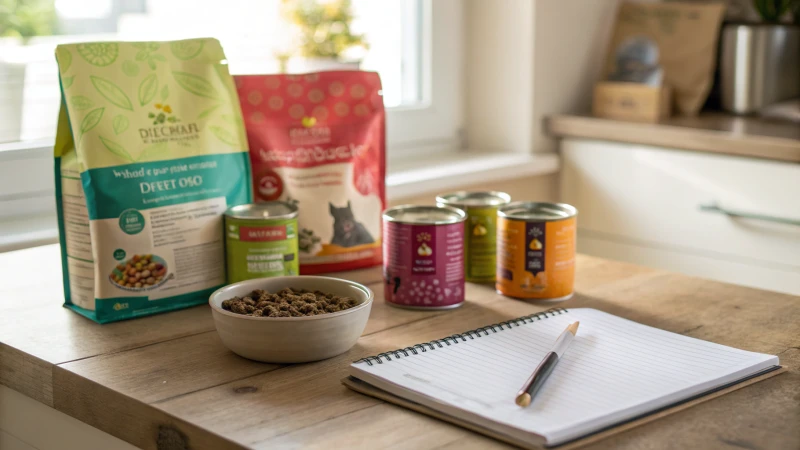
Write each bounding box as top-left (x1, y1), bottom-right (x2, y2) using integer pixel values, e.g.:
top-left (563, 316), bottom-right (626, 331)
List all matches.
top-left (298, 303), bottom-right (317, 314)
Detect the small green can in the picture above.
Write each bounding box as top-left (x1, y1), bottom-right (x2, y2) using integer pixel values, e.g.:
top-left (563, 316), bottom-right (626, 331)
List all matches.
top-left (436, 191), bottom-right (511, 283)
top-left (225, 202), bottom-right (299, 283)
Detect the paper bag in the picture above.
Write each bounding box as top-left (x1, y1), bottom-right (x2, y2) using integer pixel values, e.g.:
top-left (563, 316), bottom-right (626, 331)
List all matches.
top-left (605, 2), bottom-right (726, 116)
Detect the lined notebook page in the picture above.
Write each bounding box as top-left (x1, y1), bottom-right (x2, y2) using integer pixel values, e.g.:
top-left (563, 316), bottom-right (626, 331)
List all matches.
top-left (350, 308), bottom-right (778, 445)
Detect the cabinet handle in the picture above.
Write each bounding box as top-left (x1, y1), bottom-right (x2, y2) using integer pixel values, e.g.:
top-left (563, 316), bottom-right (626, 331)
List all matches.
top-left (699, 202), bottom-right (800, 227)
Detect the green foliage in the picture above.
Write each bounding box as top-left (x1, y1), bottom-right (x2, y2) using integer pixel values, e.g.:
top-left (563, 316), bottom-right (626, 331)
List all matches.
top-left (0, 0), bottom-right (56, 41)
top-left (752, 0), bottom-right (793, 22)
top-left (282, 0), bottom-right (368, 59)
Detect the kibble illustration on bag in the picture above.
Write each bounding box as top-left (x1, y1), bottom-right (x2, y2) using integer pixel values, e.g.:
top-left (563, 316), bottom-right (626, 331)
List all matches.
top-left (54, 38), bottom-right (252, 323)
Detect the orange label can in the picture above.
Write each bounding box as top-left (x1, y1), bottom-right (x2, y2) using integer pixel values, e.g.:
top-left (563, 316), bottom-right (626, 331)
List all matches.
top-left (496, 202), bottom-right (577, 300)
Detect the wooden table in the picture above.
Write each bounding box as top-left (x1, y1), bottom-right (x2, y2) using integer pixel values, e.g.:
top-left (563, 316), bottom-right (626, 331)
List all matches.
top-left (1, 245), bottom-right (798, 449)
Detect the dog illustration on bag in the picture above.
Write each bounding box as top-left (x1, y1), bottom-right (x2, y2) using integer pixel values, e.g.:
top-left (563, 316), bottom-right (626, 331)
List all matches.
top-left (330, 201), bottom-right (375, 247)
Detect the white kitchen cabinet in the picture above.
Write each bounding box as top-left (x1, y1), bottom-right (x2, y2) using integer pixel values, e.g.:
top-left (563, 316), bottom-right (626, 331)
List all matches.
top-left (560, 138), bottom-right (800, 295)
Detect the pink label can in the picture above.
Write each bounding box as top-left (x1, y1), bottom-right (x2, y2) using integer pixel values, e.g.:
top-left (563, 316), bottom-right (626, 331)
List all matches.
top-left (383, 205), bottom-right (467, 309)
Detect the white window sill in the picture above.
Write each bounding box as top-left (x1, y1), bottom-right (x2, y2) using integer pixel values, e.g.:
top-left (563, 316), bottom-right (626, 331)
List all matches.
top-left (0, 213), bottom-right (59, 253)
top-left (387, 151), bottom-right (560, 200)
top-left (0, 151), bottom-right (560, 253)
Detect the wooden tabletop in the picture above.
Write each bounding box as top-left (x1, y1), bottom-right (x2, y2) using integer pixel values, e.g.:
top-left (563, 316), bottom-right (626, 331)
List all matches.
top-left (1, 244), bottom-right (798, 449)
top-left (546, 114), bottom-right (800, 163)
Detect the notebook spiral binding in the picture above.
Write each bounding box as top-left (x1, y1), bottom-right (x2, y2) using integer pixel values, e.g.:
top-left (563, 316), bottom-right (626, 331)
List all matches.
top-left (355, 308), bottom-right (568, 366)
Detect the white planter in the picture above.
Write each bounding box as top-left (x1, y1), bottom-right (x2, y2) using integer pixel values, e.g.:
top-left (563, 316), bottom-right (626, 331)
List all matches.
top-left (286, 57), bottom-right (360, 74)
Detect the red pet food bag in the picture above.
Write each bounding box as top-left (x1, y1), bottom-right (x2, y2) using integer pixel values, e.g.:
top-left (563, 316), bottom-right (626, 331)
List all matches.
top-left (236, 72), bottom-right (385, 274)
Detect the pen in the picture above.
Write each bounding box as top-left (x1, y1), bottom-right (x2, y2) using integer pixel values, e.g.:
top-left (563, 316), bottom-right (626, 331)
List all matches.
top-left (515, 321), bottom-right (580, 407)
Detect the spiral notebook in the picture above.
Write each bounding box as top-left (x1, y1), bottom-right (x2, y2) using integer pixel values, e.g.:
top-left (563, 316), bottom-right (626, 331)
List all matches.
top-left (345, 308), bottom-right (782, 448)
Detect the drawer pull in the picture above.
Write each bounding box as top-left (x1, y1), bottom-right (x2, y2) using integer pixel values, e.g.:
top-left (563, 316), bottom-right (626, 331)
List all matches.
top-left (699, 202), bottom-right (800, 227)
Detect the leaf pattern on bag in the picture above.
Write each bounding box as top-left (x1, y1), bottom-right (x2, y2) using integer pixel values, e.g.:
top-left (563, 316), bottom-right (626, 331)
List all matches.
top-left (57, 47), bottom-right (72, 72)
top-left (77, 43), bottom-right (119, 67)
top-left (61, 76), bottom-right (75, 89)
top-left (113, 115), bottom-right (129, 135)
top-left (160, 84), bottom-right (169, 101)
top-left (209, 126), bottom-right (238, 146)
top-left (213, 64), bottom-right (237, 101)
top-left (79, 108), bottom-right (105, 138)
top-left (99, 136), bottom-right (134, 162)
top-left (132, 43), bottom-right (163, 70)
top-left (170, 40), bottom-right (204, 60)
top-left (147, 54), bottom-right (166, 70)
top-left (122, 61), bottom-right (140, 77)
top-left (137, 142), bottom-right (169, 162)
top-left (173, 71), bottom-right (219, 100)
top-left (70, 95), bottom-right (94, 111)
top-left (91, 76), bottom-right (134, 111)
top-left (196, 104), bottom-right (220, 120)
top-left (221, 114), bottom-right (242, 126)
top-left (138, 74), bottom-right (158, 106)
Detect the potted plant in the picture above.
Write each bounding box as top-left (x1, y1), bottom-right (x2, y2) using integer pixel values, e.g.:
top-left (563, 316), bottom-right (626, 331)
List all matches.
top-left (280, 0), bottom-right (368, 73)
top-left (0, 0), bottom-right (56, 142)
top-left (719, 0), bottom-right (800, 114)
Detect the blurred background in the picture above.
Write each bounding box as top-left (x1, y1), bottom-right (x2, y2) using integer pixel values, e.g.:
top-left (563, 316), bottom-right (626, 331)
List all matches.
top-left (1, 0), bottom-right (798, 297)
top-left (0, 0), bottom-right (423, 142)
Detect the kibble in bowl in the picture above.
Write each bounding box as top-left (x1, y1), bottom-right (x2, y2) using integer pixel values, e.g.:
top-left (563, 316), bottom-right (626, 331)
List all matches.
top-left (222, 288), bottom-right (359, 318)
top-left (209, 276), bottom-right (373, 363)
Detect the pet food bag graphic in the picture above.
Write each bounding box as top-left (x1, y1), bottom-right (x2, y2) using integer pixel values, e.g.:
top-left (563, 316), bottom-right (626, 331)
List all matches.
top-left (54, 38), bottom-right (251, 323)
top-left (237, 72), bottom-right (386, 274)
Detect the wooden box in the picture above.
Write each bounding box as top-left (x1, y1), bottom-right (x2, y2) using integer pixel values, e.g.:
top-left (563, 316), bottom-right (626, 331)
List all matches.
top-left (592, 82), bottom-right (671, 123)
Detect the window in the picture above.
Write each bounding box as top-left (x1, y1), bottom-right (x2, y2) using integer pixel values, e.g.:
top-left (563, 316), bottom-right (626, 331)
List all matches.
top-left (0, 0), bottom-right (464, 226)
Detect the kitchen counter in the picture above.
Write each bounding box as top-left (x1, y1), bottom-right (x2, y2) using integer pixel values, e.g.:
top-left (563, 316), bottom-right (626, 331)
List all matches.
top-left (1, 244), bottom-right (798, 449)
top-left (546, 114), bottom-right (800, 163)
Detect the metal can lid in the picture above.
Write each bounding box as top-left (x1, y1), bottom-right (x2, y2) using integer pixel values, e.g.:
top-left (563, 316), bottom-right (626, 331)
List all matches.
top-left (383, 205), bottom-right (467, 225)
top-left (498, 202), bottom-right (577, 221)
top-left (225, 202), bottom-right (299, 220)
top-left (436, 191), bottom-right (511, 207)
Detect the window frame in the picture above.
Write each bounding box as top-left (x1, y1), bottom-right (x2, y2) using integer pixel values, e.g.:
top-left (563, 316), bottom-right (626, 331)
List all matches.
top-left (0, 142), bottom-right (55, 221)
top-left (386, 0), bottom-right (464, 161)
top-left (0, 0), bottom-right (464, 224)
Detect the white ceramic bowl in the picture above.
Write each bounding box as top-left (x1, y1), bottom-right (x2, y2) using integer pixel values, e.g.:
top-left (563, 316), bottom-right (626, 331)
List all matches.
top-left (209, 276), bottom-right (373, 363)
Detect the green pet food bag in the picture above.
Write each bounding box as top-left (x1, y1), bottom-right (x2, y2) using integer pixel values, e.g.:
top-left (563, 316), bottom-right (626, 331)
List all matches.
top-left (54, 38), bottom-right (251, 323)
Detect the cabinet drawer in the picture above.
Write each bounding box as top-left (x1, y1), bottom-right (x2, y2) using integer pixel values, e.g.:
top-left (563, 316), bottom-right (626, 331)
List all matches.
top-left (561, 139), bottom-right (800, 269)
top-left (577, 230), bottom-right (800, 296)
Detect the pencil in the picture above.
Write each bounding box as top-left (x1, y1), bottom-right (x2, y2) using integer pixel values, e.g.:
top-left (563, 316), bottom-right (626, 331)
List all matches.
top-left (515, 321), bottom-right (580, 407)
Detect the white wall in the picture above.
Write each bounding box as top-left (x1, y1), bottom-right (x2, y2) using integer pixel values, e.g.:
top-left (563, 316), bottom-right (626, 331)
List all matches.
top-left (464, 0), bottom-right (535, 153)
top-left (464, 0), bottom-right (620, 154)
top-left (531, 1), bottom-right (620, 153)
